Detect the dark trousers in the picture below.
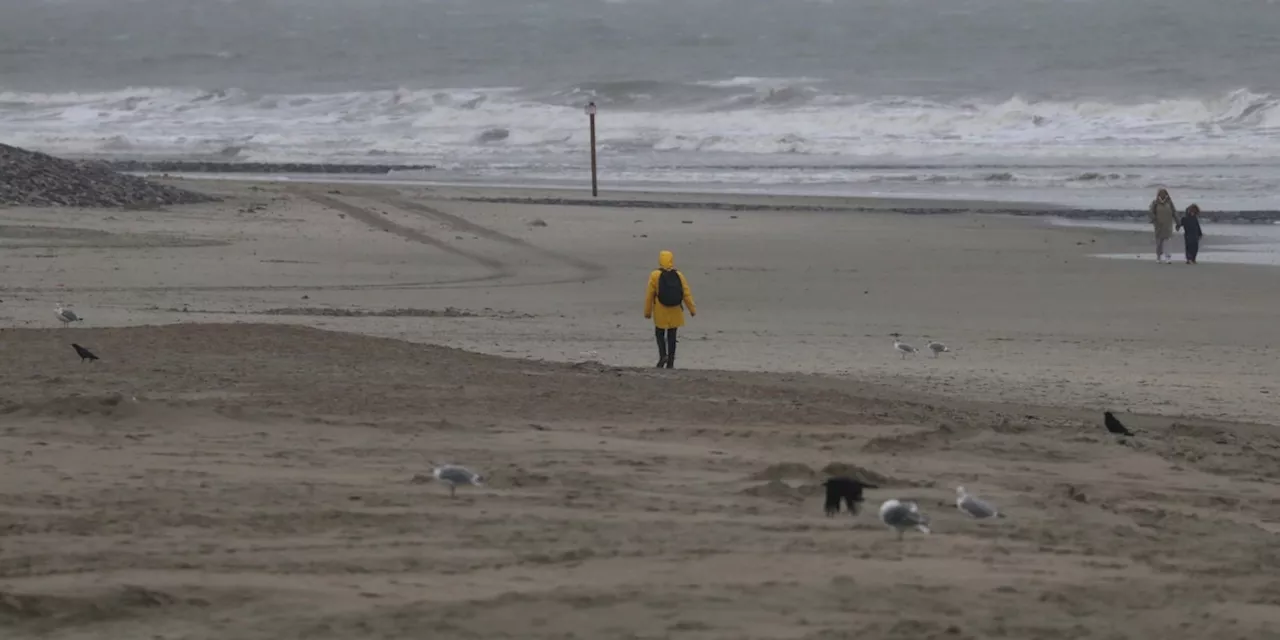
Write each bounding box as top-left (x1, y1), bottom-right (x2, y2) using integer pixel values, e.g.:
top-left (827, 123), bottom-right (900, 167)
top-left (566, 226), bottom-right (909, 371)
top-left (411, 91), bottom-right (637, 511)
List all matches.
top-left (1185, 236), bottom-right (1200, 262)
top-left (655, 327), bottom-right (678, 366)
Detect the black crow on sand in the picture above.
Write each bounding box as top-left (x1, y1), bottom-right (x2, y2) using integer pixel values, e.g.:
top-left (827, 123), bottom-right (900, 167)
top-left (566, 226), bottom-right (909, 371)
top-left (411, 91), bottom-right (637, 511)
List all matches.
top-left (71, 343), bottom-right (99, 363)
top-left (1104, 411), bottom-right (1134, 436)
top-left (822, 476), bottom-right (877, 516)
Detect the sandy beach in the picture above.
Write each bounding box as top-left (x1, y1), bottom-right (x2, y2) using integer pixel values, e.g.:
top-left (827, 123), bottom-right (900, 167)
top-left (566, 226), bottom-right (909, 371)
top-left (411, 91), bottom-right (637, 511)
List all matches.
top-left (3, 179), bottom-right (1280, 638)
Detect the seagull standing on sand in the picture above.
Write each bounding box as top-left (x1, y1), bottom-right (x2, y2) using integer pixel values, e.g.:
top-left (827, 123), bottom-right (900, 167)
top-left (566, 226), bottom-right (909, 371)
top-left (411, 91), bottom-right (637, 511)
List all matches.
top-left (893, 339), bottom-right (918, 360)
top-left (927, 341), bottom-right (950, 358)
top-left (432, 464), bottom-right (484, 498)
top-left (56, 306), bottom-right (83, 326)
top-left (955, 486), bottom-right (1005, 519)
top-left (878, 498), bottom-right (931, 540)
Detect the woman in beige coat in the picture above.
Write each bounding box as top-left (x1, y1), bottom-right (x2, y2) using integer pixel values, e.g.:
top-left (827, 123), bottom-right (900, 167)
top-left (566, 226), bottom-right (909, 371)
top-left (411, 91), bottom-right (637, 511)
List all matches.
top-left (1148, 188), bottom-right (1180, 263)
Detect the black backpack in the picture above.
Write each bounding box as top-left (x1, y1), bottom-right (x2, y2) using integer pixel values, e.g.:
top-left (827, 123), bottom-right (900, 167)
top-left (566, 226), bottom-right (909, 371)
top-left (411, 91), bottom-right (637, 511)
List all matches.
top-left (656, 270), bottom-right (684, 307)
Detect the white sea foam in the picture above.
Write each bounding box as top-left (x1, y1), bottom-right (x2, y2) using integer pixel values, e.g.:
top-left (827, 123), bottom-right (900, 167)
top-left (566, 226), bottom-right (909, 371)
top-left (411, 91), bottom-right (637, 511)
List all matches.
top-left (4, 82), bottom-right (1280, 206)
top-left (4, 83), bottom-right (1280, 161)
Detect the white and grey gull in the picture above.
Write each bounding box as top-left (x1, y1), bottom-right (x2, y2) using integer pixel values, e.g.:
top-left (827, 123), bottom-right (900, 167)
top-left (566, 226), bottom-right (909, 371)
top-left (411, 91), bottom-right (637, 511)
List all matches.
top-left (878, 498), bottom-right (931, 540)
top-left (955, 486), bottom-right (1005, 519)
top-left (432, 464), bottom-right (484, 498)
top-left (927, 341), bottom-right (950, 358)
top-left (893, 339), bottom-right (918, 360)
top-left (56, 305), bottom-right (83, 326)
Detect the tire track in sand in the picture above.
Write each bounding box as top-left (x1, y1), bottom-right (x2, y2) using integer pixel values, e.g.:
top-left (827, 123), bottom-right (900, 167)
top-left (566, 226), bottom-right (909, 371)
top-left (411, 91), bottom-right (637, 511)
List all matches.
top-left (305, 193), bottom-right (512, 283)
top-left (6, 193), bottom-right (594, 295)
top-left (385, 197), bottom-right (606, 284)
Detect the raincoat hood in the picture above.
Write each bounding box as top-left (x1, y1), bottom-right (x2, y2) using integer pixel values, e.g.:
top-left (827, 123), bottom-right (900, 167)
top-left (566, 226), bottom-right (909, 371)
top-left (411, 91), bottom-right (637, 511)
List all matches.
top-left (658, 250), bottom-right (675, 271)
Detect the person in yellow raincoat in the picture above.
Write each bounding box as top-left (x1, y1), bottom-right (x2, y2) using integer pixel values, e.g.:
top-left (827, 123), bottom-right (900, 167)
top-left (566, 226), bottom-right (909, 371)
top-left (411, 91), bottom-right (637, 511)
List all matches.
top-left (644, 250), bottom-right (696, 369)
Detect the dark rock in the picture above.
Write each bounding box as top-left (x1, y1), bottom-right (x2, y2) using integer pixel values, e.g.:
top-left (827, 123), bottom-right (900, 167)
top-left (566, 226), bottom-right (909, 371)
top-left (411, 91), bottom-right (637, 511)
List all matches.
top-left (100, 160), bottom-right (435, 175)
top-left (0, 144), bottom-right (216, 208)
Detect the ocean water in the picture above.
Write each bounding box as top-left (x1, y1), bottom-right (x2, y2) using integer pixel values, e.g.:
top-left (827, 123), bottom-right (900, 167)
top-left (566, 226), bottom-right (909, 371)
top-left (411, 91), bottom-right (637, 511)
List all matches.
top-left (5, 0), bottom-right (1280, 209)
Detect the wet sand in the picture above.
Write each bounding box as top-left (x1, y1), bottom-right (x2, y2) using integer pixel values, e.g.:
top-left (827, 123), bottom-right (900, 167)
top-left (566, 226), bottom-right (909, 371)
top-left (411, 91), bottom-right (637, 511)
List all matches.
top-left (2, 180), bottom-right (1279, 639)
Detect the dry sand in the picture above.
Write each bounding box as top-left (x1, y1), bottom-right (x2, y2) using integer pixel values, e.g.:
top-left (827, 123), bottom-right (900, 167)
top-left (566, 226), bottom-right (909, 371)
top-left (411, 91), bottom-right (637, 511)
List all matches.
top-left (2, 180), bottom-right (1280, 639)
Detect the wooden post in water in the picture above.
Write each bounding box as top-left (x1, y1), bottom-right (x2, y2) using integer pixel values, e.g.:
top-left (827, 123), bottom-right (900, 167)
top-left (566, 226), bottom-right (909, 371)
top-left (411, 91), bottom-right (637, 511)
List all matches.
top-left (585, 101), bottom-right (598, 197)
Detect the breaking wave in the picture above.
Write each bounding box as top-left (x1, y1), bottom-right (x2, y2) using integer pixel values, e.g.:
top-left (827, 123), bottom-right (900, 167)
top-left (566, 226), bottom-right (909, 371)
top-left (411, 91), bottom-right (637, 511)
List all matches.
top-left (2, 78), bottom-right (1280, 168)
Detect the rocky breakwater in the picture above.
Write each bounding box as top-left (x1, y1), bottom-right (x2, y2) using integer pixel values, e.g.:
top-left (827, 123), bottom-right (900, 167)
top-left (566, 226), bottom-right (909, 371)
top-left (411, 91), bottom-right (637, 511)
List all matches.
top-left (0, 144), bottom-right (216, 208)
top-left (103, 160), bottom-right (435, 175)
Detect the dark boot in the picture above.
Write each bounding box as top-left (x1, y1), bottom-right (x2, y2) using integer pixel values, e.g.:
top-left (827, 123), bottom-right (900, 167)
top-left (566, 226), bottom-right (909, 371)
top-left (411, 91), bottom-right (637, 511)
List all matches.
top-left (655, 328), bottom-right (667, 367)
top-left (665, 328), bottom-right (677, 369)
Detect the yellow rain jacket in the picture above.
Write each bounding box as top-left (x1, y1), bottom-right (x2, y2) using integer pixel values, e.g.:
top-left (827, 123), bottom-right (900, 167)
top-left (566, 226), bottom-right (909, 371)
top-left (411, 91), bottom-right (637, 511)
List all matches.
top-left (644, 250), bottom-right (696, 329)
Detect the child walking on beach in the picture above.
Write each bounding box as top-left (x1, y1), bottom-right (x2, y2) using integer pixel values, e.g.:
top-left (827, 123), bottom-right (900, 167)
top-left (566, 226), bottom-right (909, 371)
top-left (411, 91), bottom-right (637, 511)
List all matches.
top-left (644, 250), bottom-right (696, 369)
top-left (1177, 204), bottom-right (1205, 264)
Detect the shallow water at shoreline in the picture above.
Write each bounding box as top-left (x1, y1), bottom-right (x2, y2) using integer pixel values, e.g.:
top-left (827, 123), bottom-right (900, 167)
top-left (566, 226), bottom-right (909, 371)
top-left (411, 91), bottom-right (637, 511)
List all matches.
top-left (141, 169), bottom-right (1280, 214)
top-left (1049, 217), bottom-right (1280, 266)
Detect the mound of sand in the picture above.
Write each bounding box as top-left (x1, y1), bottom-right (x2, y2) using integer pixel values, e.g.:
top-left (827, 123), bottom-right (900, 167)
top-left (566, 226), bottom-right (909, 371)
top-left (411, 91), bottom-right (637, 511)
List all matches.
top-left (4, 322), bottom-right (1280, 638)
top-left (0, 585), bottom-right (196, 625)
top-left (740, 479), bottom-right (810, 502)
top-left (0, 393), bottom-right (140, 420)
top-left (481, 465), bottom-right (554, 489)
top-left (819, 462), bottom-right (894, 487)
top-left (259, 306), bottom-right (481, 318)
top-left (0, 144), bottom-right (214, 208)
top-left (749, 462), bottom-right (817, 482)
top-left (749, 462), bottom-right (897, 488)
